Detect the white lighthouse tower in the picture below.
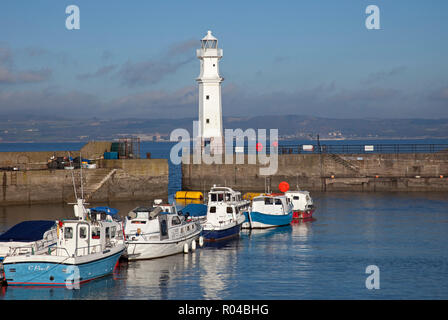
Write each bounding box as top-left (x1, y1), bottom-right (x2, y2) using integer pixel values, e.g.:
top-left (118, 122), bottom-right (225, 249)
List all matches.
top-left (196, 30), bottom-right (224, 154)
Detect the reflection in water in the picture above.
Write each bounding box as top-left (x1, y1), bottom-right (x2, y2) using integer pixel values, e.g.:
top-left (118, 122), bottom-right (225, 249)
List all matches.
top-left (0, 274), bottom-right (120, 300)
top-left (115, 253), bottom-right (200, 299)
top-left (198, 239), bottom-right (241, 299)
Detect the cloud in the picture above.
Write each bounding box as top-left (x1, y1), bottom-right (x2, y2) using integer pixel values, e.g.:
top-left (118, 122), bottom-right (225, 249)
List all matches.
top-left (117, 57), bottom-right (193, 87)
top-left (115, 39), bottom-right (196, 87)
top-left (107, 85), bottom-right (197, 118)
top-left (361, 66), bottom-right (407, 85)
top-left (0, 45), bottom-right (53, 85)
top-left (101, 50), bottom-right (113, 61)
top-left (0, 66), bottom-right (52, 84)
top-left (76, 64), bottom-right (117, 80)
top-left (429, 86), bottom-right (448, 101)
top-left (0, 88), bottom-right (100, 117)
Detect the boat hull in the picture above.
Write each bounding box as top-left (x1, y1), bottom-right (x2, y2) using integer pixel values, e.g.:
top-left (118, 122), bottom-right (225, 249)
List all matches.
top-left (126, 232), bottom-right (200, 260)
top-left (202, 223), bottom-right (242, 242)
top-left (2, 249), bottom-right (124, 287)
top-left (292, 209), bottom-right (314, 220)
top-left (242, 211), bottom-right (293, 229)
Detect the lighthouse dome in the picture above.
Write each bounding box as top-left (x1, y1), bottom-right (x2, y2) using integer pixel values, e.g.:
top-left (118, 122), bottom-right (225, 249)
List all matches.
top-left (201, 30), bottom-right (218, 49)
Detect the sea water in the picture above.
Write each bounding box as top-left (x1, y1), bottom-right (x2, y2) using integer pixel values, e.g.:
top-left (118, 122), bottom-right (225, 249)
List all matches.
top-left (0, 140), bottom-right (447, 299)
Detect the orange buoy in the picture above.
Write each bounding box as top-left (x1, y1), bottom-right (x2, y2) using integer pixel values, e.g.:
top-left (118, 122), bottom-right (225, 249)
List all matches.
top-left (279, 181), bottom-right (290, 193)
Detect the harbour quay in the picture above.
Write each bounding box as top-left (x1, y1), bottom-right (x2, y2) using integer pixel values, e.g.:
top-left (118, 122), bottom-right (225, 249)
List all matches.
top-left (0, 141), bottom-right (168, 206)
top-left (181, 145), bottom-right (448, 193)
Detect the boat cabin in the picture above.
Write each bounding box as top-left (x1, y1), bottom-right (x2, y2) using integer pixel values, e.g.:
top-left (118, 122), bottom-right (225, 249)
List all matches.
top-left (56, 206), bottom-right (123, 257)
top-left (284, 191), bottom-right (314, 211)
top-left (252, 195), bottom-right (292, 215)
top-left (208, 186), bottom-right (243, 203)
top-left (125, 206), bottom-right (197, 242)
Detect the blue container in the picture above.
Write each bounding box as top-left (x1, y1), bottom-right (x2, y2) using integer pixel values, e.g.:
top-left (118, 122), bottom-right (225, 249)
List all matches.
top-left (104, 152), bottom-right (118, 160)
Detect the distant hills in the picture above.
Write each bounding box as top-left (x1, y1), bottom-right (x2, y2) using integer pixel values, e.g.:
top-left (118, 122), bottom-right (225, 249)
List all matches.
top-left (1, 115), bottom-right (448, 142)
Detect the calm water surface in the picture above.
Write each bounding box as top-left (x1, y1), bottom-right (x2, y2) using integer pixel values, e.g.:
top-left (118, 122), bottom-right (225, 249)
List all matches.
top-left (1, 192), bottom-right (447, 300)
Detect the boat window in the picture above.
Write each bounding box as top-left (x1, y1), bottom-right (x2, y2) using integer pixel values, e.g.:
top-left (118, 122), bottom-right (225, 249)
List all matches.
top-left (306, 196), bottom-right (310, 201)
top-left (79, 227), bottom-right (87, 239)
top-left (171, 216), bottom-right (181, 226)
top-left (209, 206), bottom-right (216, 213)
top-left (64, 227), bottom-right (73, 239)
top-left (106, 227), bottom-right (110, 239)
top-left (210, 194), bottom-right (217, 202)
top-left (131, 221), bottom-right (147, 224)
top-left (160, 219), bottom-right (168, 237)
top-left (293, 196), bottom-right (300, 200)
top-left (264, 198), bottom-right (273, 205)
top-left (275, 199), bottom-right (282, 205)
top-left (218, 194), bottom-right (224, 201)
top-left (111, 226), bottom-right (116, 238)
top-left (226, 207), bottom-right (234, 213)
top-left (92, 227), bottom-right (101, 239)
top-left (225, 193), bottom-right (231, 201)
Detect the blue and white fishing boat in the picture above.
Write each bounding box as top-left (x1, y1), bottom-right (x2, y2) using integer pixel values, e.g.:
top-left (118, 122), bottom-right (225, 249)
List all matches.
top-left (1, 199), bottom-right (126, 287)
top-left (201, 186), bottom-right (249, 241)
top-left (242, 194), bottom-right (293, 229)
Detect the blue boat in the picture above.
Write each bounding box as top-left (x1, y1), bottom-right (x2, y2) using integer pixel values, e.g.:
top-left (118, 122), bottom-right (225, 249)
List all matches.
top-left (242, 194), bottom-right (293, 229)
top-left (2, 199), bottom-right (126, 287)
top-left (201, 186), bottom-right (249, 241)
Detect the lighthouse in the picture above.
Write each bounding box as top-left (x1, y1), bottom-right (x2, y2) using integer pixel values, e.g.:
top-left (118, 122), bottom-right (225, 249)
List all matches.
top-left (196, 30), bottom-right (224, 154)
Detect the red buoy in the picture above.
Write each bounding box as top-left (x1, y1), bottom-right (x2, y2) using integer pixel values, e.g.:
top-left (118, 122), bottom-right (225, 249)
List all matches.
top-left (279, 181), bottom-right (290, 193)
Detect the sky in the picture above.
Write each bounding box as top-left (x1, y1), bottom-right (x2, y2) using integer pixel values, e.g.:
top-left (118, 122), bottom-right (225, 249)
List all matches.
top-left (0, 0), bottom-right (447, 120)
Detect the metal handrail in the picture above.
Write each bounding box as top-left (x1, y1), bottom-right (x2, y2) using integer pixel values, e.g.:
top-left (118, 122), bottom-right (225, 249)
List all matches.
top-left (7, 239), bottom-right (56, 257)
top-left (237, 143), bottom-right (448, 155)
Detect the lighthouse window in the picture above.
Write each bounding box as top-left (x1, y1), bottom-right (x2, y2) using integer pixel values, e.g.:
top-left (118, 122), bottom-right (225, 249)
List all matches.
top-left (206, 95), bottom-right (210, 100)
top-left (206, 119), bottom-right (210, 124)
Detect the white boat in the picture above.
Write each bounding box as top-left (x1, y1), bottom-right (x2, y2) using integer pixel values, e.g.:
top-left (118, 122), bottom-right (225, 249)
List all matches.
top-left (207, 186), bottom-right (251, 212)
top-left (242, 194), bottom-right (293, 229)
top-left (284, 190), bottom-right (315, 219)
top-left (1, 199), bottom-right (126, 287)
top-left (124, 200), bottom-right (203, 260)
top-left (201, 186), bottom-right (249, 241)
top-left (0, 220), bottom-right (57, 261)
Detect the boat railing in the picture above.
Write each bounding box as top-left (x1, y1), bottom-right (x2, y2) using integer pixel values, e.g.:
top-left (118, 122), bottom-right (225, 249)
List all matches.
top-left (7, 239), bottom-right (56, 257)
top-left (47, 246), bottom-right (71, 257)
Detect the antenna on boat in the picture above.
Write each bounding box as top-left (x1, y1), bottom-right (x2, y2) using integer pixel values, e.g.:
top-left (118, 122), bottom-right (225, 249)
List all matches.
top-left (68, 152), bottom-right (78, 200)
top-left (80, 151), bottom-right (84, 200)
